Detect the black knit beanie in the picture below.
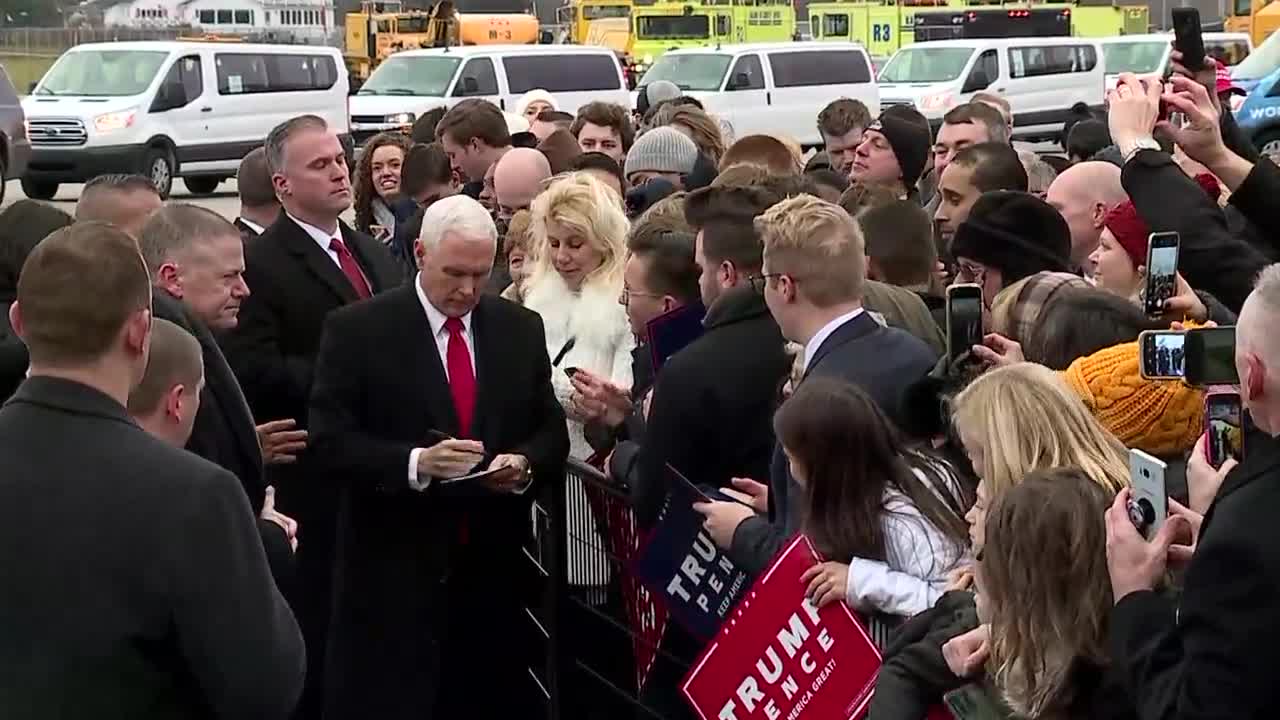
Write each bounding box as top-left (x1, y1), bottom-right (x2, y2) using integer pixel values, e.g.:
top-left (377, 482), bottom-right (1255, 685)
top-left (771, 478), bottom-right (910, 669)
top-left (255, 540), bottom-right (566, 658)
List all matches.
top-left (868, 114), bottom-right (930, 189)
top-left (948, 191), bottom-right (1071, 284)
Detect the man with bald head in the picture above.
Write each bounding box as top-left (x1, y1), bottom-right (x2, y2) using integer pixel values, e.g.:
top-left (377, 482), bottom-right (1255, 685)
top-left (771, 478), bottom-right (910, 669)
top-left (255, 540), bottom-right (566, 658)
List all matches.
top-left (493, 146), bottom-right (551, 221)
top-left (310, 194), bottom-right (567, 719)
top-left (74, 174), bottom-right (162, 238)
top-left (1045, 161), bottom-right (1127, 275)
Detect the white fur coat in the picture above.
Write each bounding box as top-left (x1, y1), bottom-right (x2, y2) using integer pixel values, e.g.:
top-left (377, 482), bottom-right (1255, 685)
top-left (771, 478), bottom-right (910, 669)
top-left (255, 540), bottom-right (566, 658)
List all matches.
top-left (522, 269), bottom-right (635, 460)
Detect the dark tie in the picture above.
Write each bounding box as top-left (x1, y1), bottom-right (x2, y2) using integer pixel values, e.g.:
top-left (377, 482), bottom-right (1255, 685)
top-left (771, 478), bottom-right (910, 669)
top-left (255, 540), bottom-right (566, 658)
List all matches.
top-left (444, 317), bottom-right (476, 437)
top-left (329, 237), bottom-right (372, 300)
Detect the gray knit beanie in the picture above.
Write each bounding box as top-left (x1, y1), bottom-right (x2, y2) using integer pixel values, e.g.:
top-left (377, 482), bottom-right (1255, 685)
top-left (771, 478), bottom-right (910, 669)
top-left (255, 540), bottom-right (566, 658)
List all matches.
top-left (624, 126), bottom-right (698, 178)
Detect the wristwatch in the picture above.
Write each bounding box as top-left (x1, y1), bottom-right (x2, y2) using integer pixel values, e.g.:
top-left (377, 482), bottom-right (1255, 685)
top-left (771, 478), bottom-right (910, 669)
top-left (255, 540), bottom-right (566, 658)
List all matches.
top-left (1122, 136), bottom-right (1162, 165)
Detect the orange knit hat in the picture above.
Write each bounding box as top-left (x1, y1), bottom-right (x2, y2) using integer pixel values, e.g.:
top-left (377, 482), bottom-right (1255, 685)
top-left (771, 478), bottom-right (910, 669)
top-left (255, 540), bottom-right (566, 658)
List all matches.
top-left (1063, 341), bottom-right (1204, 457)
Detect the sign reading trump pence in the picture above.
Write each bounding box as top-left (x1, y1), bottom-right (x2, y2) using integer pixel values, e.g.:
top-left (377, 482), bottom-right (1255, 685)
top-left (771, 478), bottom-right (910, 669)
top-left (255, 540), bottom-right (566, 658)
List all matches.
top-left (681, 536), bottom-right (881, 720)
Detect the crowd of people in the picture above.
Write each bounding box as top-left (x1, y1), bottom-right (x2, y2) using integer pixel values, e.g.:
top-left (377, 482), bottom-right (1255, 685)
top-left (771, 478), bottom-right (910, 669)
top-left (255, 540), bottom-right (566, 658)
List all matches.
top-left (2, 44), bottom-right (1280, 720)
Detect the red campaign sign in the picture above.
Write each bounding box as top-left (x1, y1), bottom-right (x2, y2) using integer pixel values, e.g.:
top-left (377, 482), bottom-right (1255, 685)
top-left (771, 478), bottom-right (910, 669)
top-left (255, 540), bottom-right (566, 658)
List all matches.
top-left (681, 535), bottom-right (882, 720)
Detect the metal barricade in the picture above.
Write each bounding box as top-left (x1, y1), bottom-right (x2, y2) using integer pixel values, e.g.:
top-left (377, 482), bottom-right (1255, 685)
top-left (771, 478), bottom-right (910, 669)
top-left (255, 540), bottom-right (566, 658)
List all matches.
top-left (526, 457), bottom-right (693, 720)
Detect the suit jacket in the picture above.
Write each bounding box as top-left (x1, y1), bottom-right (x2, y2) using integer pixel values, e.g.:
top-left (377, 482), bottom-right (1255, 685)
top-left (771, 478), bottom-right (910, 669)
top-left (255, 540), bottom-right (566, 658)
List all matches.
top-left (729, 310), bottom-right (938, 573)
top-left (0, 300), bottom-right (26, 402)
top-left (152, 290), bottom-right (294, 591)
top-left (308, 285), bottom-right (568, 719)
top-left (632, 285), bottom-right (791, 529)
top-left (0, 377), bottom-right (304, 719)
top-left (1111, 432), bottom-right (1280, 719)
top-left (221, 215), bottom-right (402, 427)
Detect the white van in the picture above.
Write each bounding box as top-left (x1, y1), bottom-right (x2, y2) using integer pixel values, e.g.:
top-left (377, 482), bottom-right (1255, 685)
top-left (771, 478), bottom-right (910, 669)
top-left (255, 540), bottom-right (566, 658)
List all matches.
top-left (20, 41), bottom-right (349, 200)
top-left (636, 42), bottom-right (880, 148)
top-left (878, 37), bottom-right (1105, 142)
top-left (1100, 32), bottom-right (1254, 89)
top-left (349, 45), bottom-right (630, 144)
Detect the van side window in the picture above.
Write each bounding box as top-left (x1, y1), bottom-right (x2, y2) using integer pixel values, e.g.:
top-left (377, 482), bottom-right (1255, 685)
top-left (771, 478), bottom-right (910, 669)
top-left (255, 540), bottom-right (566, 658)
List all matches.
top-left (727, 54), bottom-right (764, 90)
top-left (453, 58), bottom-right (498, 97)
top-left (215, 53), bottom-right (338, 94)
top-left (501, 54), bottom-right (621, 94)
top-left (768, 50), bottom-right (871, 88)
top-left (1007, 45), bottom-right (1097, 79)
top-left (160, 55), bottom-right (203, 107)
top-left (967, 49), bottom-right (997, 87)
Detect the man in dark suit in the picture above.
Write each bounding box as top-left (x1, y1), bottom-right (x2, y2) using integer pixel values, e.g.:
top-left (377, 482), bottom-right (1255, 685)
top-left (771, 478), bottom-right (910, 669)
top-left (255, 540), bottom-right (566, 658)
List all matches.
top-left (695, 194), bottom-right (937, 573)
top-left (0, 222), bottom-right (303, 718)
top-left (140, 204), bottom-right (305, 590)
top-left (1105, 263), bottom-right (1280, 718)
top-left (309, 194), bottom-right (568, 719)
top-left (626, 185), bottom-right (792, 720)
top-left (235, 146), bottom-right (281, 240)
top-left (221, 114), bottom-right (402, 718)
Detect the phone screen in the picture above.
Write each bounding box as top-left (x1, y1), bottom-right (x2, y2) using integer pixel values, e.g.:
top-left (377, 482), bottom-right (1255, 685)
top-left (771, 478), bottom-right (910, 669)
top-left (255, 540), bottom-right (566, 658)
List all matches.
top-left (1185, 327), bottom-right (1239, 385)
top-left (1144, 233), bottom-right (1179, 316)
top-left (1206, 394), bottom-right (1243, 468)
top-left (1172, 7), bottom-right (1206, 72)
top-left (1141, 331), bottom-right (1185, 379)
top-left (947, 288), bottom-right (983, 361)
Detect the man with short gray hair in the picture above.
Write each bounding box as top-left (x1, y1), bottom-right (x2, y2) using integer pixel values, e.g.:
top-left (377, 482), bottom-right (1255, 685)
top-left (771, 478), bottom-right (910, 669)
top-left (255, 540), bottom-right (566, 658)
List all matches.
top-left (221, 113), bottom-right (401, 720)
top-left (310, 193), bottom-right (568, 719)
top-left (1106, 262), bottom-right (1280, 719)
top-left (74, 173), bottom-right (162, 238)
top-left (142, 203), bottom-right (303, 590)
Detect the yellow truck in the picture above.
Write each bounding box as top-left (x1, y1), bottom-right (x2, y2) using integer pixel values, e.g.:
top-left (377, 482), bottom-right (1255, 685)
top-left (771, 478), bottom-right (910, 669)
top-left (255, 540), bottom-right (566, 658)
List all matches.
top-left (629, 0), bottom-right (795, 72)
top-left (1225, 0), bottom-right (1280, 47)
top-left (557, 0), bottom-right (633, 52)
top-left (808, 0), bottom-right (1148, 58)
top-left (345, 0), bottom-right (539, 83)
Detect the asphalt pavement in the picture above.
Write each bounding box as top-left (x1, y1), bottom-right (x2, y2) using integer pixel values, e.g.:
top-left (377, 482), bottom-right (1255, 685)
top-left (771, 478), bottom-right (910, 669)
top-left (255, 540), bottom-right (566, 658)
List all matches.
top-left (2, 178), bottom-right (244, 219)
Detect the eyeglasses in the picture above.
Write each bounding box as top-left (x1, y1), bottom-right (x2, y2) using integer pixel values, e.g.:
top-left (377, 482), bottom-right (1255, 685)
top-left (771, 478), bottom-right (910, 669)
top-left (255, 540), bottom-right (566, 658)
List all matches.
top-left (619, 287), bottom-right (663, 306)
top-left (748, 273), bottom-right (784, 295)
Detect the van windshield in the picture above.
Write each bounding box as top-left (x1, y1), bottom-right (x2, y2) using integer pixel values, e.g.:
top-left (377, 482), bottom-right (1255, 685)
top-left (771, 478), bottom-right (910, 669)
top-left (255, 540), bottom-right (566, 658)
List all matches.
top-left (1232, 29), bottom-right (1280, 80)
top-left (878, 47), bottom-right (974, 83)
top-left (640, 53), bottom-right (729, 91)
top-left (358, 55), bottom-right (460, 96)
top-left (1102, 41), bottom-right (1167, 74)
top-left (34, 49), bottom-right (168, 96)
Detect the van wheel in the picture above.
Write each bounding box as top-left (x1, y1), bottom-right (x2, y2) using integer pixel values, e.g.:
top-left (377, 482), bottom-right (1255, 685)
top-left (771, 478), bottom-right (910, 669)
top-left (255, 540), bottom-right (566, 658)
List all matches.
top-left (144, 146), bottom-right (175, 199)
top-left (184, 176), bottom-right (221, 196)
top-left (20, 177), bottom-right (57, 201)
top-left (1257, 130), bottom-right (1280, 163)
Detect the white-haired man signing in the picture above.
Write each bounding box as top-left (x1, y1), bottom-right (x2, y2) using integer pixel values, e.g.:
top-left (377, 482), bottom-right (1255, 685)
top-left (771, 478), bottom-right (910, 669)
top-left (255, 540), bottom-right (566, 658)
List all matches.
top-left (308, 194), bottom-right (569, 720)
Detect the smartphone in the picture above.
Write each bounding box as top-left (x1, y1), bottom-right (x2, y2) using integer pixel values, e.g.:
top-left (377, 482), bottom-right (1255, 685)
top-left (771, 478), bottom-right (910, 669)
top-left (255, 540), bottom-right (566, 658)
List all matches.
top-left (1204, 391), bottom-right (1244, 469)
top-left (1138, 330), bottom-right (1186, 380)
top-left (1172, 7), bottom-right (1206, 72)
top-left (1143, 232), bottom-right (1180, 317)
top-left (943, 685), bottom-right (1005, 720)
top-left (1128, 449), bottom-right (1168, 541)
top-left (1184, 326), bottom-right (1239, 386)
top-left (946, 283), bottom-right (983, 362)
top-left (563, 366), bottom-right (580, 379)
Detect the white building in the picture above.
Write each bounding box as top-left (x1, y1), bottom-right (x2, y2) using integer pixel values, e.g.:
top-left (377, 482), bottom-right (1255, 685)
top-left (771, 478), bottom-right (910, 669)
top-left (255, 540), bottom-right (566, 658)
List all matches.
top-left (99, 0), bottom-right (337, 43)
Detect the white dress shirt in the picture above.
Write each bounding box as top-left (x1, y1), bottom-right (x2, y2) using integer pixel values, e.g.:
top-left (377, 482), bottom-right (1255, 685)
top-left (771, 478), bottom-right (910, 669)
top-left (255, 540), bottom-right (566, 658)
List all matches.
top-left (237, 217), bottom-right (265, 235)
top-left (802, 306), bottom-right (865, 374)
top-left (287, 213), bottom-right (343, 268)
top-left (408, 274), bottom-right (473, 490)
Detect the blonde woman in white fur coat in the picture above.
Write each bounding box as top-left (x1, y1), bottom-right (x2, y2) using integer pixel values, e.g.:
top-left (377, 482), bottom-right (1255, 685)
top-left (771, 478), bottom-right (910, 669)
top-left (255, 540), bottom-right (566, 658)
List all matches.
top-left (525, 172), bottom-right (634, 588)
top-left (525, 172), bottom-right (635, 459)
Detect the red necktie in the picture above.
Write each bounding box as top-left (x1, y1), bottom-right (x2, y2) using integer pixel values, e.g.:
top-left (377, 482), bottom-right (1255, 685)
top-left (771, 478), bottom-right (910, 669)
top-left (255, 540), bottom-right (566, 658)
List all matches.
top-left (444, 317), bottom-right (476, 437)
top-left (329, 237), bottom-right (372, 300)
